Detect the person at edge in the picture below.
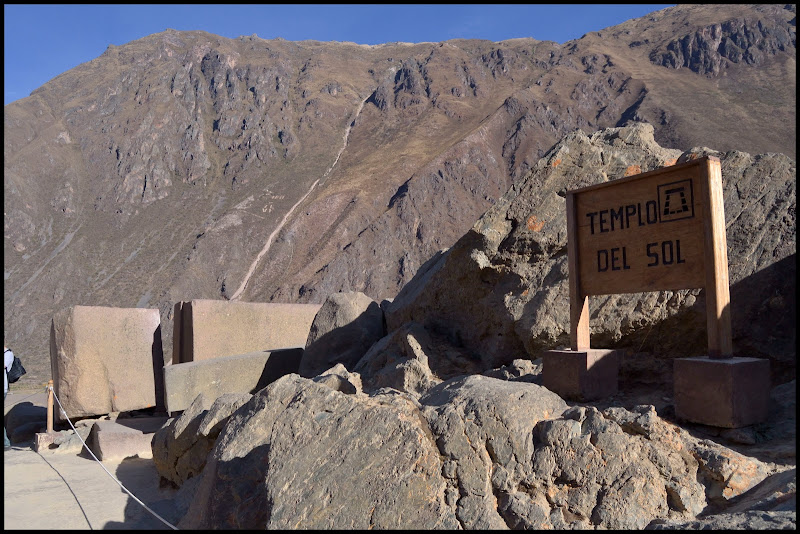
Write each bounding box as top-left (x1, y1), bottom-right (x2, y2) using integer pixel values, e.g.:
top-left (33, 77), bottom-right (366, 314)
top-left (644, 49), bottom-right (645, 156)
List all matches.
top-left (4, 344), bottom-right (15, 450)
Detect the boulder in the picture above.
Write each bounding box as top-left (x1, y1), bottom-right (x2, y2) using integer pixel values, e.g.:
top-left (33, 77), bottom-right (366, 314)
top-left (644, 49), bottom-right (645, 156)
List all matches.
top-left (298, 291), bottom-right (385, 378)
top-left (481, 358), bottom-right (543, 384)
top-left (722, 468), bottom-right (796, 515)
top-left (354, 321), bottom-right (486, 398)
top-left (172, 368), bottom-right (786, 529)
top-left (311, 363), bottom-right (363, 395)
top-left (49, 305), bottom-right (164, 421)
top-left (491, 403), bottom-right (772, 529)
top-left (152, 392), bottom-right (251, 486)
top-left (419, 375), bottom-right (569, 529)
top-left (180, 375), bottom-right (458, 529)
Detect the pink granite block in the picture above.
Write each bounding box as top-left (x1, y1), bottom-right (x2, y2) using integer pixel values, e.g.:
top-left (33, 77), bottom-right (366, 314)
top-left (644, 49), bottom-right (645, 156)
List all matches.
top-left (50, 305), bottom-right (163, 421)
top-left (172, 299), bottom-right (320, 363)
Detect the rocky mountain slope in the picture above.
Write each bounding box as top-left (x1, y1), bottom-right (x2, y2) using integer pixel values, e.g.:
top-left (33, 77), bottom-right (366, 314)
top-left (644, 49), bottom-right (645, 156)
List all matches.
top-left (3, 3), bottom-right (796, 386)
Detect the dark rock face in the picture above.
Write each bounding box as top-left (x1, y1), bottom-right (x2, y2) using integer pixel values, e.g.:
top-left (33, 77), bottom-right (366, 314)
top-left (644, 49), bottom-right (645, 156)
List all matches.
top-left (298, 291), bottom-right (385, 378)
top-left (650, 5), bottom-right (797, 75)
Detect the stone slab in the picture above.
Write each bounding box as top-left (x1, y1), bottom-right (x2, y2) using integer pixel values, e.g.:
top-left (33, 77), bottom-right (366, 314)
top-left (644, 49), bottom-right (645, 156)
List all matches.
top-left (86, 417), bottom-right (169, 461)
top-left (164, 347), bottom-right (304, 413)
top-left (34, 432), bottom-right (58, 452)
top-left (172, 300), bottom-right (321, 364)
top-left (674, 356), bottom-right (770, 428)
top-left (542, 349), bottom-right (620, 401)
top-left (49, 305), bottom-right (164, 422)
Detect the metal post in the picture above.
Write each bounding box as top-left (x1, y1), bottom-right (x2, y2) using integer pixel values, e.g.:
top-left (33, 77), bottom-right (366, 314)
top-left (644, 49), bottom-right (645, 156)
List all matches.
top-left (46, 380), bottom-right (54, 434)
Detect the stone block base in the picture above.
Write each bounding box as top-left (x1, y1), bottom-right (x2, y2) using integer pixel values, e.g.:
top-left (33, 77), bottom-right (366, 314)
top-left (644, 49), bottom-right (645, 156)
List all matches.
top-left (86, 417), bottom-right (169, 461)
top-left (34, 432), bottom-right (57, 452)
top-left (674, 356), bottom-right (770, 428)
top-left (542, 349), bottom-right (620, 401)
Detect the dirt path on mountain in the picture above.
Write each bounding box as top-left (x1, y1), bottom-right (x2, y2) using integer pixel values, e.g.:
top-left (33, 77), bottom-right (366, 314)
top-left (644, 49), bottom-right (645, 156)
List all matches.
top-left (230, 95), bottom-right (369, 301)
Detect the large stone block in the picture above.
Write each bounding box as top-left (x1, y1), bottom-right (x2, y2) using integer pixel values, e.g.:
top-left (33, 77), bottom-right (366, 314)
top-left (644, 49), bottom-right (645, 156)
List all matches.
top-left (171, 300), bottom-right (320, 364)
top-left (164, 347), bottom-right (303, 412)
top-left (674, 356), bottom-right (770, 428)
top-left (86, 417), bottom-right (169, 461)
top-left (49, 306), bottom-right (164, 422)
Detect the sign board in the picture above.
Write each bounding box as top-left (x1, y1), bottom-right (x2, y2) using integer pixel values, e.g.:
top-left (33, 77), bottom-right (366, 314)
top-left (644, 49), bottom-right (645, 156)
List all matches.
top-left (565, 156), bottom-right (732, 358)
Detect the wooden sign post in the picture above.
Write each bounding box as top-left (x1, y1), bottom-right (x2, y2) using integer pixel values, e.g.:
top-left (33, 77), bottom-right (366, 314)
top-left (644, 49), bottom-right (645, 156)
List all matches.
top-left (544, 157), bottom-right (769, 426)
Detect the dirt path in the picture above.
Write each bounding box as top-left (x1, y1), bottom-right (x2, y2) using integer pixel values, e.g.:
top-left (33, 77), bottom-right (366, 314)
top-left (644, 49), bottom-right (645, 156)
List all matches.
top-left (230, 95), bottom-right (369, 301)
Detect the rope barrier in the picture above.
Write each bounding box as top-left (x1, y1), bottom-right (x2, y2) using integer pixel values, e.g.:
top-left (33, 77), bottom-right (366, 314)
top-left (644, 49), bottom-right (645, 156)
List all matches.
top-left (48, 385), bottom-right (179, 530)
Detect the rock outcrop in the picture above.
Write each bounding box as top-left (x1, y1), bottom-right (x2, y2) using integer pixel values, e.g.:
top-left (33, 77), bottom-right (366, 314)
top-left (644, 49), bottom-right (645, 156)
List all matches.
top-left (385, 123), bottom-right (796, 379)
top-left (152, 392), bottom-right (251, 487)
top-left (179, 375), bottom-right (459, 529)
top-left (169, 370), bottom-right (793, 529)
top-left (298, 291), bottom-right (385, 378)
top-left (650, 11), bottom-right (797, 75)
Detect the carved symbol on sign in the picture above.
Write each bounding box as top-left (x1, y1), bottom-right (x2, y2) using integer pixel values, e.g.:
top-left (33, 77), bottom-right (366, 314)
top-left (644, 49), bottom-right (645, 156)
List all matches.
top-left (658, 179), bottom-right (694, 222)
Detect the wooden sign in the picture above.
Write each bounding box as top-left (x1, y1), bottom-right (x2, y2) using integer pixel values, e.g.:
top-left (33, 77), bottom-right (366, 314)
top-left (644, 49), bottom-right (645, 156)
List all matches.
top-left (565, 156), bottom-right (732, 358)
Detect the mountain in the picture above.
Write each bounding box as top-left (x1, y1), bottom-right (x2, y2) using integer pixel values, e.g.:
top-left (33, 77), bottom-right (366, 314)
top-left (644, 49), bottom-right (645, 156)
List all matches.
top-left (3, 4), bottom-right (796, 387)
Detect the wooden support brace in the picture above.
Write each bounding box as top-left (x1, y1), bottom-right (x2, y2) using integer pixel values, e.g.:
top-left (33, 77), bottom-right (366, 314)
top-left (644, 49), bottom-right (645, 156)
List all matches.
top-left (701, 158), bottom-right (733, 358)
top-left (567, 192), bottom-right (591, 350)
top-left (46, 380), bottom-right (54, 434)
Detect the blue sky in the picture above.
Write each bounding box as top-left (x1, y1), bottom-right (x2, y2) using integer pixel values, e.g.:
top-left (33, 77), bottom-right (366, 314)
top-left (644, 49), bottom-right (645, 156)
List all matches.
top-left (4, 4), bottom-right (673, 106)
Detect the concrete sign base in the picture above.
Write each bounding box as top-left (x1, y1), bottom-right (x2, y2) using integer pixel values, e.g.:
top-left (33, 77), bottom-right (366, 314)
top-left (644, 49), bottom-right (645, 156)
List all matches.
top-left (673, 356), bottom-right (770, 428)
top-left (542, 349), bottom-right (620, 401)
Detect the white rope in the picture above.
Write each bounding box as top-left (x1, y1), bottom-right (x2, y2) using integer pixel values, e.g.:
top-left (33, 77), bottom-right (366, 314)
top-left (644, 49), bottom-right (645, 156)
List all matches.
top-left (48, 385), bottom-right (179, 530)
